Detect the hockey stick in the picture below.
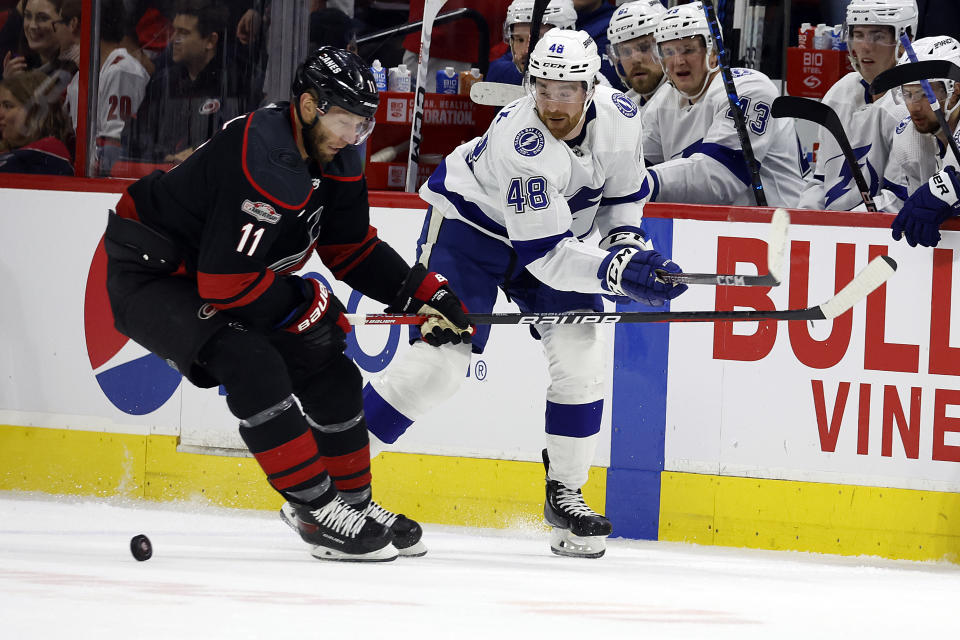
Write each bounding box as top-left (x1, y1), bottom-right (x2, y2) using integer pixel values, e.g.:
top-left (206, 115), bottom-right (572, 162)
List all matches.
top-left (469, 81), bottom-right (525, 106)
top-left (701, 0), bottom-right (767, 207)
top-left (346, 255), bottom-right (896, 325)
top-left (654, 208), bottom-right (789, 286)
top-left (871, 59), bottom-right (960, 93)
top-left (771, 96), bottom-right (879, 213)
top-left (872, 53), bottom-right (960, 167)
top-left (525, 0), bottom-right (550, 75)
top-left (406, 0), bottom-right (447, 192)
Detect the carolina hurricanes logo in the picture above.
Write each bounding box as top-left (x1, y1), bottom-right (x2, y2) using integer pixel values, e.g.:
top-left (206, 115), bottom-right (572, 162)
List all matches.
top-left (514, 127), bottom-right (545, 157)
top-left (197, 303), bottom-right (218, 320)
top-left (199, 98), bottom-right (221, 115)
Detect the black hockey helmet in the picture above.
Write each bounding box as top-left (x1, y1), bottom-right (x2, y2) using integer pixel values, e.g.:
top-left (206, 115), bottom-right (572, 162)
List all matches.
top-left (292, 46), bottom-right (379, 119)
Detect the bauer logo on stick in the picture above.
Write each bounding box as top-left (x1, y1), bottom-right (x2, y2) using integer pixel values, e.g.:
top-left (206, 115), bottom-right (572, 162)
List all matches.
top-left (515, 128), bottom-right (545, 156)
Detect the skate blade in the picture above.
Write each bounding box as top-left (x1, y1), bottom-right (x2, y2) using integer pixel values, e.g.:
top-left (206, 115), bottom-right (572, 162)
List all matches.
top-left (397, 540), bottom-right (428, 557)
top-left (309, 544), bottom-right (399, 562)
top-left (549, 528), bottom-right (606, 559)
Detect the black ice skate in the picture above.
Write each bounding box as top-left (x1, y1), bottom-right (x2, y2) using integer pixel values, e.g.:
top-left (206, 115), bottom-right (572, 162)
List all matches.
top-left (542, 449), bottom-right (612, 559)
top-left (359, 500), bottom-right (428, 557)
top-left (280, 497), bottom-right (397, 562)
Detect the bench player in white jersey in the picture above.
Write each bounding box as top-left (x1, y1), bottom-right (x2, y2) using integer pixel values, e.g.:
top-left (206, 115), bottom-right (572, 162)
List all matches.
top-left (362, 30), bottom-right (688, 559)
top-left (487, 0), bottom-right (579, 85)
top-left (606, 0), bottom-right (667, 115)
top-left (880, 36), bottom-right (960, 213)
top-left (641, 3), bottom-right (807, 207)
top-left (798, 0), bottom-right (915, 211)
top-left (884, 37), bottom-right (960, 246)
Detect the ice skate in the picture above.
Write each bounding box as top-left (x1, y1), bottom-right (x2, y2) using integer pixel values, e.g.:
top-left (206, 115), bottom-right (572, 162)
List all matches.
top-left (280, 498), bottom-right (398, 562)
top-left (542, 449), bottom-right (612, 559)
top-left (358, 500), bottom-right (428, 557)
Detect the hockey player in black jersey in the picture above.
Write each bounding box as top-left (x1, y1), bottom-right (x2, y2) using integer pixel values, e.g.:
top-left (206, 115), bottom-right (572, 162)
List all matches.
top-left (102, 46), bottom-right (472, 562)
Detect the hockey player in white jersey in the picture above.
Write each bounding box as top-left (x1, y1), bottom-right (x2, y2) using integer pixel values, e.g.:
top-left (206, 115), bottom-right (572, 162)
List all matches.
top-left (885, 37), bottom-right (960, 246)
top-left (881, 36), bottom-right (960, 213)
top-left (797, 0), bottom-right (915, 211)
top-left (641, 3), bottom-right (807, 207)
top-left (606, 0), bottom-right (667, 114)
top-left (362, 30), bottom-right (687, 559)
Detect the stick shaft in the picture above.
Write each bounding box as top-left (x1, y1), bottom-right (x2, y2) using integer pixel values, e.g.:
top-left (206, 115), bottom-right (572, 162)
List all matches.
top-left (405, 0), bottom-right (447, 192)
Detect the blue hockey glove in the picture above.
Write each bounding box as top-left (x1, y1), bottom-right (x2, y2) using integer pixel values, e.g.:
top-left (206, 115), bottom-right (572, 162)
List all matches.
top-left (892, 166), bottom-right (960, 248)
top-left (598, 247), bottom-right (687, 307)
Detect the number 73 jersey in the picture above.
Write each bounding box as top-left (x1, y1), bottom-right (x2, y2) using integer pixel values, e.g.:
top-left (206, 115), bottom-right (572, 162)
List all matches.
top-left (419, 85), bottom-right (652, 294)
top-left (642, 68), bottom-right (808, 208)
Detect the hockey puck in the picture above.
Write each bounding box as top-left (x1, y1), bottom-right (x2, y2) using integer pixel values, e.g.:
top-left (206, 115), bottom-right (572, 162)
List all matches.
top-left (130, 534), bottom-right (152, 561)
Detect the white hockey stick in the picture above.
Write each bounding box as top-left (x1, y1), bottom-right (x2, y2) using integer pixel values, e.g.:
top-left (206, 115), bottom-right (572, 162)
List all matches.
top-left (656, 208), bottom-right (789, 286)
top-left (469, 81), bottom-right (526, 106)
top-left (406, 0), bottom-right (447, 192)
top-left (345, 255), bottom-right (896, 325)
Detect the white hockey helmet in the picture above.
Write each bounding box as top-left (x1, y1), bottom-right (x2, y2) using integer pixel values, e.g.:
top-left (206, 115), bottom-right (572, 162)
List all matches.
top-left (607, 1), bottom-right (667, 46)
top-left (896, 36), bottom-right (960, 115)
top-left (654, 2), bottom-right (714, 55)
top-left (528, 29), bottom-right (602, 85)
top-left (504, 0), bottom-right (578, 41)
top-left (844, 0), bottom-right (918, 42)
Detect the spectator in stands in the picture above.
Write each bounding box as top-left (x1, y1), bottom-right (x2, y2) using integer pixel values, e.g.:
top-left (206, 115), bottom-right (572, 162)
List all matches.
top-left (66, 0), bottom-right (149, 175)
top-left (123, 0), bottom-right (255, 165)
top-left (0, 69), bottom-right (73, 173)
top-left (0, 1), bottom-right (23, 75)
top-left (2, 0), bottom-right (66, 78)
top-left (574, 0), bottom-right (623, 89)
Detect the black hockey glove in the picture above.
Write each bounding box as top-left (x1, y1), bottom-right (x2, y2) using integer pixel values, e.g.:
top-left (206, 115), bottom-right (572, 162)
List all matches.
top-left (387, 264), bottom-right (473, 347)
top-left (277, 277), bottom-right (351, 353)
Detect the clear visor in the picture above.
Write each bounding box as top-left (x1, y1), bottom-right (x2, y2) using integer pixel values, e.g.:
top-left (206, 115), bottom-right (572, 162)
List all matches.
top-left (655, 38), bottom-right (707, 64)
top-left (317, 108), bottom-right (375, 145)
top-left (608, 37), bottom-right (658, 67)
top-left (899, 83), bottom-right (948, 105)
top-left (526, 75), bottom-right (591, 105)
top-left (846, 25), bottom-right (898, 49)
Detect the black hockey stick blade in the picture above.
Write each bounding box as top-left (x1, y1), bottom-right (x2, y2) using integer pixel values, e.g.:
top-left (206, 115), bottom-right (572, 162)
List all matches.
top-left (870, 60), bottom-right (960, 95)
top-left (656, 208), bottom-right (789, 286)
top-left (346, 255), bottom-right (896, 326)
top-left (772, 96), bottom-right (878, 212)
top-left (523, 0), bottom-right (550, 75)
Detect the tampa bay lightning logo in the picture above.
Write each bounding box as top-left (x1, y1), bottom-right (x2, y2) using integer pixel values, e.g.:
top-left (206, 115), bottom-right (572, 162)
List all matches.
top-left (612, 92), bottom-right (638, 118)
top-left (514, 127), bottom-right (545, 157)
top-left (896, 116), bottom-right (909, 135)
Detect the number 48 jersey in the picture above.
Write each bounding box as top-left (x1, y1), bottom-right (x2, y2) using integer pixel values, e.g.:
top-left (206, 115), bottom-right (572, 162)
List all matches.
top-left (419, 85), bottom-right (652, 295)
top-left (642, 68), bottom-right (808, 207)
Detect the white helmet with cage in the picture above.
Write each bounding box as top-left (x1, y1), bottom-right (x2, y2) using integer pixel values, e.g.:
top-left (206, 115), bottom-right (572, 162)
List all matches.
top-left (654, 2), bottom-right (719, 99)
top-left (845, 0), bottom-right (918, 42)
top-left (896, 35), bottom-right (960, 116)
top-left (504, 0), bottom-right (578, 41)
top-left (607, 0), bottom-right (666, 46)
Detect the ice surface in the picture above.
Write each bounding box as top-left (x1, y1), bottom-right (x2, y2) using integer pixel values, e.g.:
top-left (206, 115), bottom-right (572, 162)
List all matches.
top-left (1, 492), bottom-right (956, 639)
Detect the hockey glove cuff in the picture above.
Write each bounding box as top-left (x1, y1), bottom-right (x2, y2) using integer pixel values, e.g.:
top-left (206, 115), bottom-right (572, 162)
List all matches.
top-left (281, 278), bottom-right (351, 337)
top-left (598, 226), bottom-right (653, 252)
top-left (599, 247), bottom-right (687, 307)
top-left (892, 166), bottom-right (960, 248)
top-left (388, 264), bottom-right (473, 346)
